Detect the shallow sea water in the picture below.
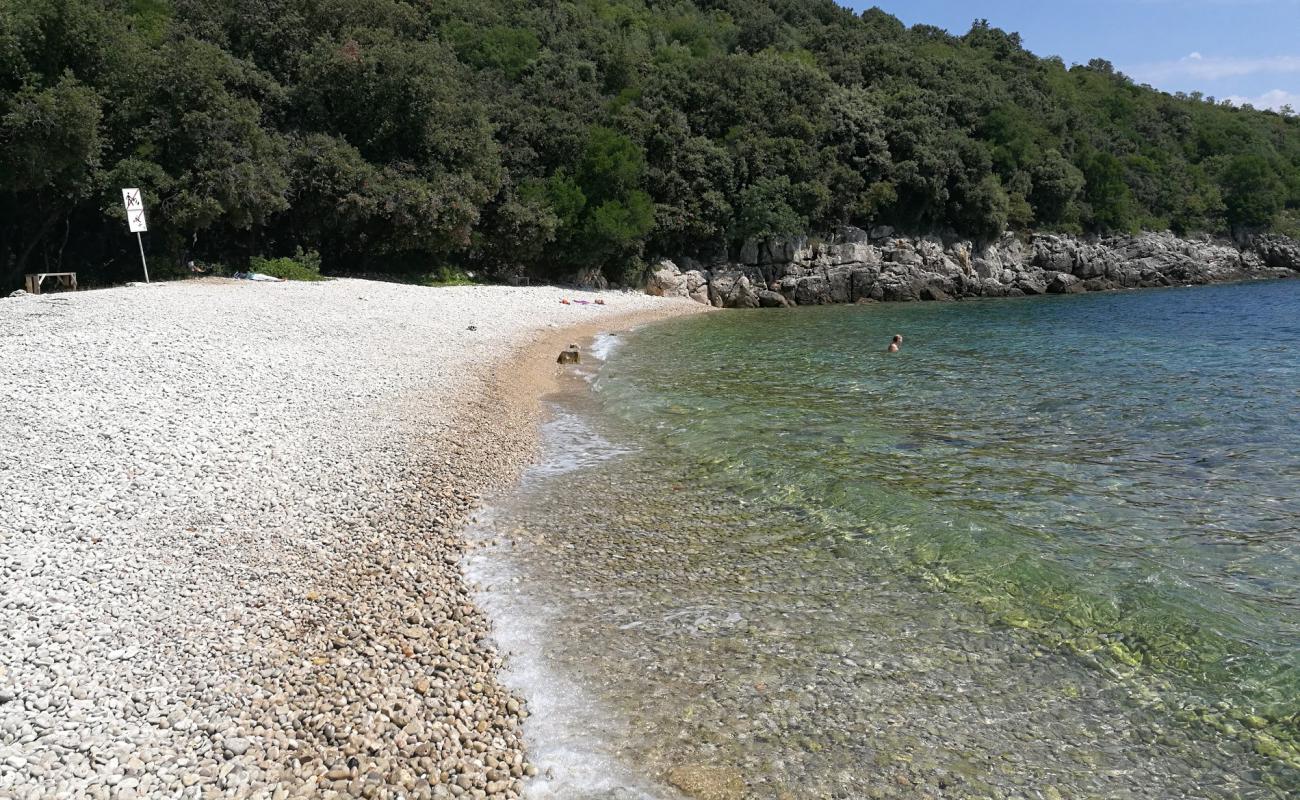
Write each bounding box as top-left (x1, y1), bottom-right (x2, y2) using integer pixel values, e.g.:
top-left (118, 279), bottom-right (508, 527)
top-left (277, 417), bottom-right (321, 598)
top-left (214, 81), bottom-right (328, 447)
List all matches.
top-left (468, 280), bottom-right (1300, 799)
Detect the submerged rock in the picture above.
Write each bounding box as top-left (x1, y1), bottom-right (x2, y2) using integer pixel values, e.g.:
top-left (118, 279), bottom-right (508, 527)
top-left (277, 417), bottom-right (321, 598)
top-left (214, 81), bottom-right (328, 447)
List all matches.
top-left (666, 765), bottom-right (746, 800)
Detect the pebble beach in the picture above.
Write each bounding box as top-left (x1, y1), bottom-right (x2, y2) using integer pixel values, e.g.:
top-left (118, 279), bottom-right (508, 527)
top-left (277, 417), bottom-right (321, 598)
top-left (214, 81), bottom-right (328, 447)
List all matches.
top-left (0, 278), bottom-right (702, 799)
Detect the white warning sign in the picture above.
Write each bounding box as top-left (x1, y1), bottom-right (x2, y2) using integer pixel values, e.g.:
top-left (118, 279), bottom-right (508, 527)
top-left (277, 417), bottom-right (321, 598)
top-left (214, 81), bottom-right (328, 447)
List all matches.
top-left (122, 188), bottom-right (147, 233)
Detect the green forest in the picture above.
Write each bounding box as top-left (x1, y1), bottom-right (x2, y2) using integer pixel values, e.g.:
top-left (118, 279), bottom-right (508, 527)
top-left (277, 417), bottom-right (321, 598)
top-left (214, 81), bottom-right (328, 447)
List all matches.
top-left (3, 0), bottom-right (1299, 289)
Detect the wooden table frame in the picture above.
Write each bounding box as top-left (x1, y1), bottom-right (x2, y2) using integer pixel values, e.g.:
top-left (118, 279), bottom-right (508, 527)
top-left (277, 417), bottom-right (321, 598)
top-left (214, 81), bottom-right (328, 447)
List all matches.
top-left (24, 272), bottom-right (78, 295)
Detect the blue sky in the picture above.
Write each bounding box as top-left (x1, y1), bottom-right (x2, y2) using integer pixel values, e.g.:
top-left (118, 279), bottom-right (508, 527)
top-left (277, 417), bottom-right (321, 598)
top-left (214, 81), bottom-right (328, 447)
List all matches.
top-left (841, 1), bottom-right (1300, 111)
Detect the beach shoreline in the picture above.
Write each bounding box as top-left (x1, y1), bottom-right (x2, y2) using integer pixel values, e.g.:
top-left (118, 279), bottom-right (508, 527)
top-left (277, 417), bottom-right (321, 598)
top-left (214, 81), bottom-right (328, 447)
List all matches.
top-left (461, 343), bottom-right (692, 800)
top-left (0, 278), bottom-right (706, 799)
top-left (440, 280), bottom-right (1300, 798)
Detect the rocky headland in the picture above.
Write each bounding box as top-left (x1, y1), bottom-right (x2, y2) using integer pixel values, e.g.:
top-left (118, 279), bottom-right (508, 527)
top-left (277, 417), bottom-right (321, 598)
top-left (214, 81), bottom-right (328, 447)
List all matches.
top-left (647, 229), bottom-right (1300, 308)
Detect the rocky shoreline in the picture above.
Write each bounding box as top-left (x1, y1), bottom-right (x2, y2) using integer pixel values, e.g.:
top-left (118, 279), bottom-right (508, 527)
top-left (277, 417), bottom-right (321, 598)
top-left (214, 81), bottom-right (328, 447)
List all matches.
top-left (0, 279), bottom-right (702, 800)
top-left (647, 229), bottom-right (1300, 307)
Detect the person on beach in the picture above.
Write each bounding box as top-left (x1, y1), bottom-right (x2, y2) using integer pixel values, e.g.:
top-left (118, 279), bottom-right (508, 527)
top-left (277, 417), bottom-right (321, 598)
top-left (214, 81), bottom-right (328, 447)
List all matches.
top-left (887, 334), bottom-right (903, 353)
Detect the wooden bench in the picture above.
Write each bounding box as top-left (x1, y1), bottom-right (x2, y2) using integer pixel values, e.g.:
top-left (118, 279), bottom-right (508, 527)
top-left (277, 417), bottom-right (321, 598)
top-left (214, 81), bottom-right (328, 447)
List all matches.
top-left (24, 272), bottom-right (77, 295)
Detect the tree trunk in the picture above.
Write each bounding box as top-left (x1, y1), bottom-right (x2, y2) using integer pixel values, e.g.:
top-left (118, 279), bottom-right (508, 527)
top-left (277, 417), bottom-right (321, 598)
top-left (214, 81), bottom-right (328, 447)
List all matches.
top-left (13, 207), bottom-right (63, 281)
top-left (55, 217), bottom-right (71, 270)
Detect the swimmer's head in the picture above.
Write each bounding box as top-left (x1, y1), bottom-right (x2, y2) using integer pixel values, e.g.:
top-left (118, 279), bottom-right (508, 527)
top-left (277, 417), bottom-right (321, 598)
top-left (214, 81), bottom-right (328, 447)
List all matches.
top-left (892, 334), bottom-right (903, 343)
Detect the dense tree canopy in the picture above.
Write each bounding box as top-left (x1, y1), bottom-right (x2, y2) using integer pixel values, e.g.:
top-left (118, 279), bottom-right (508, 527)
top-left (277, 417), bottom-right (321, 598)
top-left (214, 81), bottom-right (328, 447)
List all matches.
top-left (3, 0), bottom-right (1298, 288)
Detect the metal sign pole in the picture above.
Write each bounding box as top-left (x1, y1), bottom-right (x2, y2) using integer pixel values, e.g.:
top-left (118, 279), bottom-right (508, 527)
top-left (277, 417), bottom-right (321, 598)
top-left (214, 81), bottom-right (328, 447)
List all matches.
top-left (136, 232), bottom-right (150, 283)
top-left (121, 188), bottom-right (150, 283)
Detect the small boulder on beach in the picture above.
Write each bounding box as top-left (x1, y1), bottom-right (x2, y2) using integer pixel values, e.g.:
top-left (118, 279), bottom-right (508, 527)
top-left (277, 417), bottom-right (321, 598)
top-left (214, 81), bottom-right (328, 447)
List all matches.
top-left (556, 344), bottom-right (581, 364)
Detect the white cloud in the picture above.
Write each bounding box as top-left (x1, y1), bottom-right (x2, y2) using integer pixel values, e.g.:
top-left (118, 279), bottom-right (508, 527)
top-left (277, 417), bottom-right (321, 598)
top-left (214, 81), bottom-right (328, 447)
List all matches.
top-left (1130, 53), bottom-right (1300, 83)
top-left (1223, 88), bottom-right (1300, 111)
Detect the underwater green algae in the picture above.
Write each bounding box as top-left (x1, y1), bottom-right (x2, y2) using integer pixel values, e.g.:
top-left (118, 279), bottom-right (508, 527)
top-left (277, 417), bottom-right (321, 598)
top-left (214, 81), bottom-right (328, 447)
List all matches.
top-left (591, 283), bottom-right (1300, 776)
top-left (474, 281), bottom-right (1300, 798)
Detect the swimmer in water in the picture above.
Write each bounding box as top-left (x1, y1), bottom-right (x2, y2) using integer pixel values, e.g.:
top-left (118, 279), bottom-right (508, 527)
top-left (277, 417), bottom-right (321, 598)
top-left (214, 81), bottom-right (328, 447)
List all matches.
top-left (887, 334), bottom-right (903, 353)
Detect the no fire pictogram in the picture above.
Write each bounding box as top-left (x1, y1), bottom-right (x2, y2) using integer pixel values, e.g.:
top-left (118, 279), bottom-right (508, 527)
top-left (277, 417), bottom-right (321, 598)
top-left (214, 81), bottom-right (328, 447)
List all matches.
top-left (122, 188), bottom-right (147, 232)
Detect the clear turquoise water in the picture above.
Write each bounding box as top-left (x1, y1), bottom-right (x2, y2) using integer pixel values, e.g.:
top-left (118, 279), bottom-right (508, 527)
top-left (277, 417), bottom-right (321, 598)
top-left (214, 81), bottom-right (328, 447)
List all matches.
top-left (473, 280), bottom-right (1300, 799)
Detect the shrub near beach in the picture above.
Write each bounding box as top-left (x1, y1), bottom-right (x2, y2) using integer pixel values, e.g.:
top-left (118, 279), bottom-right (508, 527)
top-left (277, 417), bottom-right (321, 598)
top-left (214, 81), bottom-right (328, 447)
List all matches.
top-left (248, 249), bottom-right (327, 282)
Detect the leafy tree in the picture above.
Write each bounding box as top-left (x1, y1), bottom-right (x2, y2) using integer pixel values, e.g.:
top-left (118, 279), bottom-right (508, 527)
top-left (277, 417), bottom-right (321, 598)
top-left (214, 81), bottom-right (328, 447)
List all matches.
top-left (733, 175), bottom-right (806, 243)
top-left (953, 174), bottom-right (1010, 241)
top-left (1220, 153), bottom-right (1284, 230)
top-left (644, 111), bottom-right (736, 254)
top-left (1029, 151), bottom-right (1085, 225)
top-left (3, 0), bottom-right (1300, 290)
top-left (1, 76), bottom-right (103, 281)
top-left (1080, 151), bottom-right (1136, 232)
top-left (444, 24), bottom-right (540, 80)
top-left (586, 191), bottom-right (655, 256)
top-left (577, 127), bottom-right (648, 202)
top-left (147, 38), bottom-right (289, 236)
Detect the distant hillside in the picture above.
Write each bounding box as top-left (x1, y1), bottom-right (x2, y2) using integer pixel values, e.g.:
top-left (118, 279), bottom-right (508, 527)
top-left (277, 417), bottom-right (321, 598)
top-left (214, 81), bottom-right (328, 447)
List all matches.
top-left (3, 0), bottom-right (1299, 288)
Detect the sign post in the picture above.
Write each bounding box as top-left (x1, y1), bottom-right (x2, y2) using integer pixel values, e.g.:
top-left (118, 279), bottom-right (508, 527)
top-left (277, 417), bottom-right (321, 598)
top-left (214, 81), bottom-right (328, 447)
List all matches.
top-left (121, 188), bottom-right (149, 283)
